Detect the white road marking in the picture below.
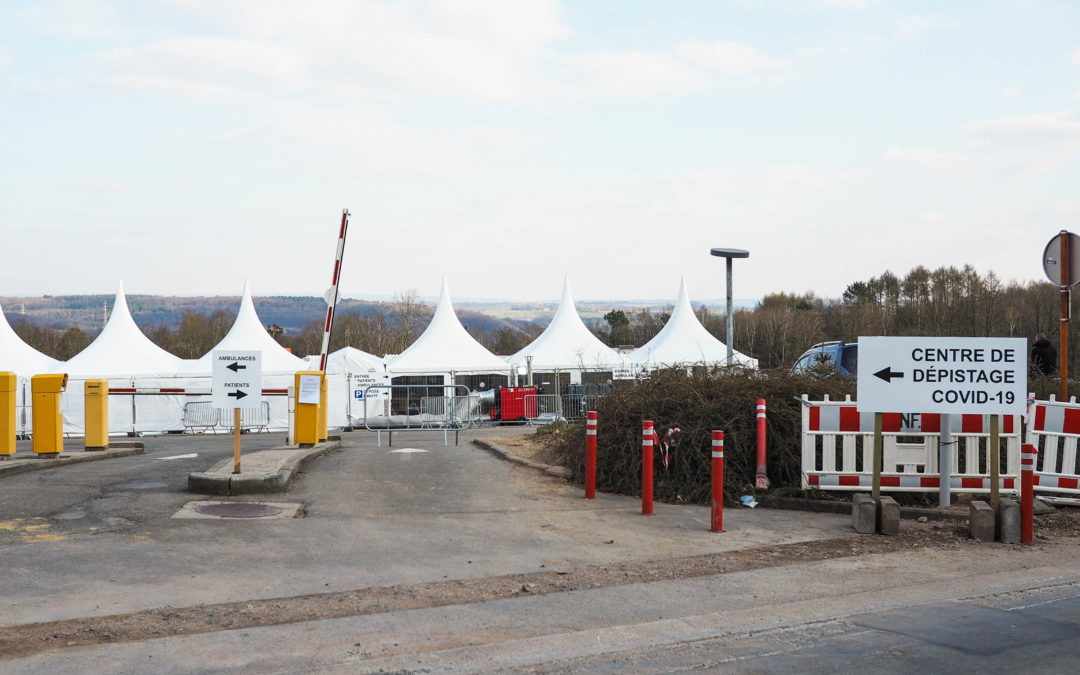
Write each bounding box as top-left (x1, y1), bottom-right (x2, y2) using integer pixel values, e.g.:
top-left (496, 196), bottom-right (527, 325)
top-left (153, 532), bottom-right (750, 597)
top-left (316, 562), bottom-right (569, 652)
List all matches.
top-left (157, 453), bottom-right (199, 460)
top-left (389, 448), bottom-right (429, 454)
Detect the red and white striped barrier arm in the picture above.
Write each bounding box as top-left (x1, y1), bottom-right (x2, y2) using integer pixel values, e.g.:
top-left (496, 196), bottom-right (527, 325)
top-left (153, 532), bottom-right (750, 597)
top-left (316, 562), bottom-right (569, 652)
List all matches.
top-left (317, 209), bottom-right (350, 372)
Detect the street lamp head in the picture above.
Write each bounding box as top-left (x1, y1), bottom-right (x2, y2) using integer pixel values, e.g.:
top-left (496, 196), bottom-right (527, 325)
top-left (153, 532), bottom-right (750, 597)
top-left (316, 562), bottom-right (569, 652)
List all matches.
top-left (710, 247), bottom-right (750, 259)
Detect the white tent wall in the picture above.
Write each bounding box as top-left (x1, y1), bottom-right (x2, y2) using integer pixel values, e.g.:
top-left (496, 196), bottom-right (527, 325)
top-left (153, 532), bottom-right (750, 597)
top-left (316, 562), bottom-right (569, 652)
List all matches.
top-left (58, 377), bottom-right (186, 436)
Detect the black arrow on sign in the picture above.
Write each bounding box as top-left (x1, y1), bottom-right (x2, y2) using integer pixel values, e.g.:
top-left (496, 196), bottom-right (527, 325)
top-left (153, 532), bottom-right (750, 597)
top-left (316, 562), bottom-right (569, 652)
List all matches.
top-left (873, 367), bottom-right (905, 383)
top-left (226, 362), bottom-right (246, 372)
top-left (228, 390), bottom-right (248, 400)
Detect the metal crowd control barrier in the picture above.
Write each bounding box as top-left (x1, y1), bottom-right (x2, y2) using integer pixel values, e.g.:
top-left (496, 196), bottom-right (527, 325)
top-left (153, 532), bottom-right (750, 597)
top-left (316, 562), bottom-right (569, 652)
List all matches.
top-left (801, 394), bottom-right (1021, 494)
top-left (183, 401), bottom-right (219, 433)
top-left (363, 384), bottom-right (478, 446)
top-left (525, 394), bottom-right (565, 425)
top-left (182, 400), bottom-right (271, 434)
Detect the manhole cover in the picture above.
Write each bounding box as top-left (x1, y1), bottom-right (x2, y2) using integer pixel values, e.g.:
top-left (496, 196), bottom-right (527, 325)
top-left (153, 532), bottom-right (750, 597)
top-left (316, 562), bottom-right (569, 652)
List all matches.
top-left (195, 503), bottom-right (283, 518)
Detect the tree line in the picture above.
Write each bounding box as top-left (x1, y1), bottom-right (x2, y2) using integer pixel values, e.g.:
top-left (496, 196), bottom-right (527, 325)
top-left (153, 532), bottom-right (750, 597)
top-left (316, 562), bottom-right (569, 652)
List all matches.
top-left (8, 265), bottom-right (1065, 369)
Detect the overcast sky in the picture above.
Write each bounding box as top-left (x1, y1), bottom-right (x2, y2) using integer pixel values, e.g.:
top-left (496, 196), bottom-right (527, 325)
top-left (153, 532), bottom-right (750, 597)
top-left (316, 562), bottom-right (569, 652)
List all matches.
top-left (1, 0), bottom-right (1077, 305)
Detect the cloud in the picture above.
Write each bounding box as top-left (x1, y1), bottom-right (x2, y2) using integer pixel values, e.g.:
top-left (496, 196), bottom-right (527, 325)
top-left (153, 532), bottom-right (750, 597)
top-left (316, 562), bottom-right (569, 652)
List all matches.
top-left (967, 110), bottom-right (1080, 140)
top-left (822, 0), bottom-right (877, 8)
top-left (895, 15), bottom-right (958, 41)
top-left (677, 40), bottom-right (787, 75)
top-left (882, 146), bottom-right (976, 172)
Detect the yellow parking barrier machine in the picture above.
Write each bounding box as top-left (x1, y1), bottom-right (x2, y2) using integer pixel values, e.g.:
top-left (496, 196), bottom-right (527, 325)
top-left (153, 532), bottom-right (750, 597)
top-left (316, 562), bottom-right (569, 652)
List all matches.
top-left (32, 373), bottom-right (67, 457)
top-left (318, 372), bottom-right (328, 442)
top-left (294, 371), bottom-right (322, 447)
top-left (1, 372), bottom-right (16, 458)
top-left (85, 379), bottom-right (109, 450)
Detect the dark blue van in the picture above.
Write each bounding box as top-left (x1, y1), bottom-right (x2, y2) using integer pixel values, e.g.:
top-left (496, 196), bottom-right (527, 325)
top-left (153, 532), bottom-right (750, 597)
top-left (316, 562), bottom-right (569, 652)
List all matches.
top-left (791, 341), bottom-right (858, 377)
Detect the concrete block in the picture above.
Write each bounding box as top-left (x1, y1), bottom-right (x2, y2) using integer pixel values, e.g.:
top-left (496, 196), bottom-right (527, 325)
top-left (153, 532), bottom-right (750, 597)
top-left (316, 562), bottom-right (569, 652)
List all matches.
top-left (998, 498), bottom-right (1021, 544)
top-left (969, 500), bottom-right (995, 541)
top-left (877, 496), bottom-right (900, 535)
top-left (852, 493), bottom-right (876, 534)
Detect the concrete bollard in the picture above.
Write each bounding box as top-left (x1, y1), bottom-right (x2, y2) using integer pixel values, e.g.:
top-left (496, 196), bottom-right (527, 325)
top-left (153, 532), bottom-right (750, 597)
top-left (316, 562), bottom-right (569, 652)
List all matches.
top-left (998, 498), bottom-right (1021, 544)
top-left (969, 500), bottom-right (995, 541)
top-left (852, 493), bottom-right (876, 534)
top-left (877, 495), bottom-right (900, 535)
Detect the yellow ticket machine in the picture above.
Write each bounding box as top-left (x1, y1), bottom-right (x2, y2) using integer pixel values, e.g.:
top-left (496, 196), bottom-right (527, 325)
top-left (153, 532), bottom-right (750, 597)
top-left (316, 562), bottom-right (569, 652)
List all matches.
top-left (85, 379), bottom-right (109, 450)
top-left (32, 373), bottom-right (67, 456)
top-left (294, 371), bottom-right (322, 447)
top-left (1, 372), bottom-right (15, 458)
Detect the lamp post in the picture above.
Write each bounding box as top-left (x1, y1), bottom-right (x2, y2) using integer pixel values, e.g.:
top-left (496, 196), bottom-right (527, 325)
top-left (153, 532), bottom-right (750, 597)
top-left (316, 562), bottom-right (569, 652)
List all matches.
top-left (710, 247), bottom-right (750, 365)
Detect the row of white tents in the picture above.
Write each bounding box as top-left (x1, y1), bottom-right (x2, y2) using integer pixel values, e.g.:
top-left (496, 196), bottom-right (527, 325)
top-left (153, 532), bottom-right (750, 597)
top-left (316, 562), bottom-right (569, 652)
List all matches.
top-left (0, 277), bottom-right (756, 435)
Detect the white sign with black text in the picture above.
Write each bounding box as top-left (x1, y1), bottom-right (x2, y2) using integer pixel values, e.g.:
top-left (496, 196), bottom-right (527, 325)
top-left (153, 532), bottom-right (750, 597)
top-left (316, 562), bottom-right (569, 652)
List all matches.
top-left (211, 350), bottom-right (262, 410)
top-left (297, 374), bottom-right (322, 405)
top-left (856, 336), bottom-right (1027, 415)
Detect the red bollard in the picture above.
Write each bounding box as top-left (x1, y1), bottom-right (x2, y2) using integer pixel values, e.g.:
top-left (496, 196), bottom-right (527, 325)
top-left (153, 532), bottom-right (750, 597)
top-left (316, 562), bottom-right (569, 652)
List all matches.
top-left (755, 399), bottom-right (769, 489)
top-left (642, 420), bottom-right (654, 516)
top-left (585, 411), bottom-right (598, 499)
top-left (1022, 443), bottom-right (1037, 544)
top-left (711, 431), bottom-right (724, 532)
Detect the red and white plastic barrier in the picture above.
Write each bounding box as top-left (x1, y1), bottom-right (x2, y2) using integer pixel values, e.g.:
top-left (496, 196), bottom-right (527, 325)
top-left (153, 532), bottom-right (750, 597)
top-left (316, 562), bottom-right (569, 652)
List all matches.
top-left (585, 411), bottom-right (597, 500)
top-left (801, 395), bottom-right (1021, 495)
top-left (711, 430), bottom-right (724, 532)
top-left (1025, 396), bottom-right (1080, 499)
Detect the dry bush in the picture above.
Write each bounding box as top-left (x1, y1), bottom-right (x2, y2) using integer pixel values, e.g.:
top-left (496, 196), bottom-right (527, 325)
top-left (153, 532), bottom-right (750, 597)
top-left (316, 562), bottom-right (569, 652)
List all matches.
top-left (544, 368), bottom-right (854, 505)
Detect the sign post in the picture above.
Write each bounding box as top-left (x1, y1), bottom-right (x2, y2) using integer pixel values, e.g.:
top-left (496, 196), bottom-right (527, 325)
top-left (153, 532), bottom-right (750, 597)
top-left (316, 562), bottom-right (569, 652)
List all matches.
top-left (1043, 230), bottom-right (1080, 400)
top-left (857, 337), bottom-right (1027, 517)
top-left (212, 350), bottom-right (262, 475)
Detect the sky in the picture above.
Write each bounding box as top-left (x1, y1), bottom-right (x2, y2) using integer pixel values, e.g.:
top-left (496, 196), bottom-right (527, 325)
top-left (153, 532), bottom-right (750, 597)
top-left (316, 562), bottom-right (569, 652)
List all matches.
top-left (1, 0), bottom-right (1078, 306)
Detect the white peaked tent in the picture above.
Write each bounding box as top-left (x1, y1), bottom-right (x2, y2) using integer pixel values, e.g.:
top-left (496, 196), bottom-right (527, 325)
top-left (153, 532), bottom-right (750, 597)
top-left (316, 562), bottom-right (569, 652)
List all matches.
top-left (387, 278), bottom-right (512, 382)
top-left (309, 347), bottom-right (390, 429)
top-left (54, 281), bottom-right (188, 435)
top-left (177, 281), bottom-right (307, 431)
top-left (0, 303), bottom-right (61, 436)
top-left (628, 277), bottom-right (758, 370)
top-left (508, 276), bottom-right (627, 381)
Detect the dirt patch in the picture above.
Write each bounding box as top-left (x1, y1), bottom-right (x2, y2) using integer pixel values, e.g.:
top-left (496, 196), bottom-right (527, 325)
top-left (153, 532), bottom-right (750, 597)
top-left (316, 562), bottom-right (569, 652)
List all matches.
top-left (483, 432), bottom-right (564, 466)
top-left (4, 516), bottom-right (1075, 661)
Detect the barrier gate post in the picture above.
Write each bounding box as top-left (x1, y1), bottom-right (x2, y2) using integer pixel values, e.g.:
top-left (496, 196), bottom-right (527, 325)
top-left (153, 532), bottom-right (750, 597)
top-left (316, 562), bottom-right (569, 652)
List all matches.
top-left (585, 411), bottom-right (597, 499)
top-left (711, 430), bottom-right (724, 532)
top-left (642, 420), bottom-right (654, 515)
top-left (1022, 443), bottom-right (1037, 544)
top-left (755, 399), bottom-right (768, 489)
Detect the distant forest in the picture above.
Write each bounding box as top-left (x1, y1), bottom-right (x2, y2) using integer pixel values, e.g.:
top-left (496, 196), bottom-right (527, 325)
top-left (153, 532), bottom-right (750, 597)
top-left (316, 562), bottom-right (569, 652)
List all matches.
top-left (4, 265), bottom-right (1067, 369)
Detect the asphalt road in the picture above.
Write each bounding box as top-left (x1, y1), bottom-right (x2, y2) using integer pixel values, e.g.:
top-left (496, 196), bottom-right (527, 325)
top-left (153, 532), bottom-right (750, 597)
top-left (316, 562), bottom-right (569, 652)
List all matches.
top-left (3, 429), bottom-right (1080, 673)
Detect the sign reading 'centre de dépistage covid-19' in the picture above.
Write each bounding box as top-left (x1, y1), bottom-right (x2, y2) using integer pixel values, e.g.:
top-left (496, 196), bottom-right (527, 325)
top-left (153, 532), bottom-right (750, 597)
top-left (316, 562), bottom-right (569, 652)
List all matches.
top-left (856, 336), bottom-right (1027, 416)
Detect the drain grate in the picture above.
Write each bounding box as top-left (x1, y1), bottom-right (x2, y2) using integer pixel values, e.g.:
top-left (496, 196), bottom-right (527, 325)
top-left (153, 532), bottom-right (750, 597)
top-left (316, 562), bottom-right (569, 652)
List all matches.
top-left (194, 503), bottom-right (283, 518)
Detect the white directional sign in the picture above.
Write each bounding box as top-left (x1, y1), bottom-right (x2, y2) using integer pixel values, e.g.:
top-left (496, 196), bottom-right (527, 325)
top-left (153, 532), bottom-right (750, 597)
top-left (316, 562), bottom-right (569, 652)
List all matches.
top-left (856, 336), bottom-right (1027, 415)
top-left (211, 350), bottom-right (262, 409)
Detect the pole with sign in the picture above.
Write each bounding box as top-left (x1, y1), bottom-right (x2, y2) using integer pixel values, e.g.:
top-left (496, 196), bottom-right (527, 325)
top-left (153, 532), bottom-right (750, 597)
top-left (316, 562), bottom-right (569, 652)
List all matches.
top-left (857, 337), bottom-right (1027, 517)
top-left (212, 350), bottom-right (262, 474)
top-left (1043, 230), bottom-right (1080, 400)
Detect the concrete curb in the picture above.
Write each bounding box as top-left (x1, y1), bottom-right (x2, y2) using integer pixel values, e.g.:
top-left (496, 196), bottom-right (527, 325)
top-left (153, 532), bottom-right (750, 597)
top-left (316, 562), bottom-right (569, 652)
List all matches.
top-left (0, 443), bottom-right (144, 479)
top-left (187, 440), bottom-right (341, 496)
top-left (472, 439), bottom-right (573, 480)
